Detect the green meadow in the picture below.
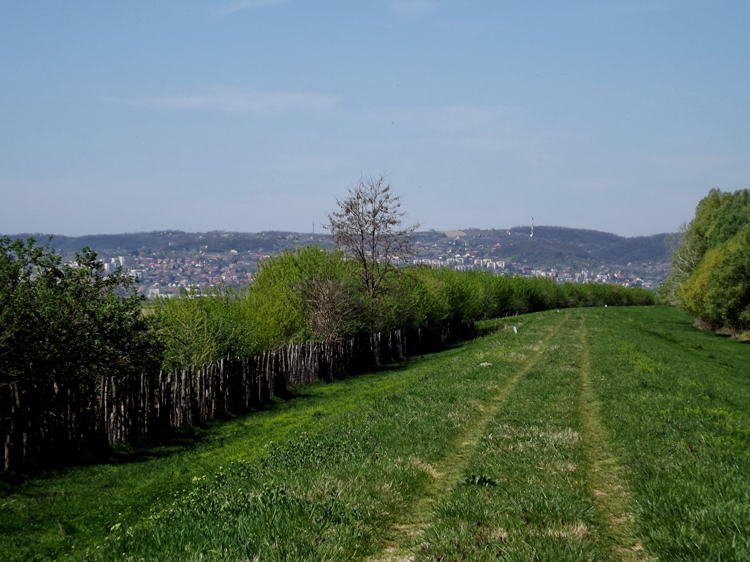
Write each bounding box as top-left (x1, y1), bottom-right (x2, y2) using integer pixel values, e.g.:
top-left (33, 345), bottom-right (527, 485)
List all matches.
top-left (2, 306), bottom-right (749, 561)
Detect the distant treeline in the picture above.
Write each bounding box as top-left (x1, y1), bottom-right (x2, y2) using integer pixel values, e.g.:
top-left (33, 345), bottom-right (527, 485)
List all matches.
top-left (1, 239), bottom-right (653, 472)
top-left (661, 189), bottom-right (750, 336)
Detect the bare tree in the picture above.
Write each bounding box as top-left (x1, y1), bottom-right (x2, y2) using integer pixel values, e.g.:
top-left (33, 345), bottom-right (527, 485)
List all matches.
top-left (300, 278), bottom-right (359, 343)
top-left (668, 223), bottom-right (702, 280)
top-left (660, 223), bottom-right (702, 305)
top-left (326, 175), bottom-right (418, 305)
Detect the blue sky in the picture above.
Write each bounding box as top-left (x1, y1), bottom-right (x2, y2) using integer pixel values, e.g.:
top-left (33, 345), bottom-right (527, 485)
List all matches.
top-left (1, 0), bottom-right (748, 236)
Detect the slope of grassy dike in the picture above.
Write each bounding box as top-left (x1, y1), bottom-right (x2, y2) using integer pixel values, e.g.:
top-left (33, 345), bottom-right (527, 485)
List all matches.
top-left (0, 311), bottom-right (549, 560)
top-left (2, 306), bottom-right (749, 561)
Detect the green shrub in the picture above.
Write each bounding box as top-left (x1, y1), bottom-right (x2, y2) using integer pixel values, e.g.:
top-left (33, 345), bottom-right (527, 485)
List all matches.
top-left (153, 288), bottom-right (254, 371)
top-left (0, 237), bottom-right (160, 384)
top-left (680, 229), bottom-right (750, 331)
top-left (667, 189), bottom-right (750, 332)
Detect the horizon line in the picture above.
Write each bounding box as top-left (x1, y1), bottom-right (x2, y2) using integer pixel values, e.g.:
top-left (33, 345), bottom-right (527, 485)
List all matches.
top-left (3, 224), bottom-right (676, 240)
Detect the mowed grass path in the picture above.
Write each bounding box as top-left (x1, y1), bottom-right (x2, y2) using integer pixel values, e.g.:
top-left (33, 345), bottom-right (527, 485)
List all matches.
top-left (411, 310), bottom-right (656, 561)
top-left (2, 306), bottom-right (750, 560)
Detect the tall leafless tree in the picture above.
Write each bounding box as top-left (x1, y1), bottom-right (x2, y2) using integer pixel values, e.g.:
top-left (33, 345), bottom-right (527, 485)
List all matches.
top-left (668, 223), bottom-right (701, 279)
top-left (660, 223), bottom-right (701, 304)
top-left (300, 277), bottom-right (359, 343)
top-left (326, 175), bottom-right (418, 309)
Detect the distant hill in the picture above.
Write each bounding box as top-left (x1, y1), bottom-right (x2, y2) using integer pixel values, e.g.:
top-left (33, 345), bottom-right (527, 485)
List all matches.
top-left (412, 226), bottom-right (676, 265)
top-left (5, 226), bottom-right (676, 266)
top-left (6, 230), bottom-right (335, 255)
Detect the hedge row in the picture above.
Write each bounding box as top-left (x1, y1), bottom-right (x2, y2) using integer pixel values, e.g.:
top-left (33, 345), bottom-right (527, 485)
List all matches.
top-left (154, 246), bottom-right (655, 371)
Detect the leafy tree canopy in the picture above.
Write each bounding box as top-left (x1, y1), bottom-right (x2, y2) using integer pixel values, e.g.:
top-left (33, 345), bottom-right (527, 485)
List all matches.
top-left (665, 189), bottom-right (750, 332)
top-left (0, 237), bottom-right (160, 384)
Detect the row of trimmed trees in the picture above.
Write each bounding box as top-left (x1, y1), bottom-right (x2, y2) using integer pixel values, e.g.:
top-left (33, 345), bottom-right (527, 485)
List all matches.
top-left (153, 248), bottom-right (655, 371)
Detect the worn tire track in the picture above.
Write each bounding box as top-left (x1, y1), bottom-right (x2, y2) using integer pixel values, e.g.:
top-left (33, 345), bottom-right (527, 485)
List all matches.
top-left (578, 315), bottom-right (654, 561)
top-left (368, 313), bottom-right (570, 562)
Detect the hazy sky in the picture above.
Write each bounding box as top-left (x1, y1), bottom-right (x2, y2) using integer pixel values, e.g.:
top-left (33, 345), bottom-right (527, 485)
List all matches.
top-left (2, 1), bottom-right (748, 237)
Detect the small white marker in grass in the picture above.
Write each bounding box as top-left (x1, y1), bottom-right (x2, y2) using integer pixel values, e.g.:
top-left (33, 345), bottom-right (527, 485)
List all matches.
top-left (512, 325), bottom-right (518, 334)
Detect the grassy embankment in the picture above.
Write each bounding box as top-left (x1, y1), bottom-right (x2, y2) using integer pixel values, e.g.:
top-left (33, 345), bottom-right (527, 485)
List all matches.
top-left (2, 306), bottom-right (749, 560)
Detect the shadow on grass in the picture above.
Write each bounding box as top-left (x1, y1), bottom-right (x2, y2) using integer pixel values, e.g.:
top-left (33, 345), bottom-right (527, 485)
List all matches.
top-left (627, 308), bottom-right (750, 370)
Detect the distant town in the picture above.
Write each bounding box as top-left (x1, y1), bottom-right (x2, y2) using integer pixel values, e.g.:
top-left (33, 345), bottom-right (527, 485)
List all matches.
top-left (54, 225), bottom-right (672, 298)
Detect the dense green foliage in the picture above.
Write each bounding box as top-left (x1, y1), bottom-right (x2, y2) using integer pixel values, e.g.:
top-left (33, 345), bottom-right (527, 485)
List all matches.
top-left (663, 188), bottom-right (750, 333)
top-left (4, 307), bottom-right (749, 560)
top-left (154, 246), bottom-right (654, 370)
top-left (0, 237), bottom-right (652, 381)
top-left (0, 237), bottom-right (159, 384)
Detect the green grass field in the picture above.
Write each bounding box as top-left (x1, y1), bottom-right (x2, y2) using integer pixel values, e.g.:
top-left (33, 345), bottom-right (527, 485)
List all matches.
top-left (2, 306), bottom-right (749, 561)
